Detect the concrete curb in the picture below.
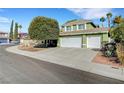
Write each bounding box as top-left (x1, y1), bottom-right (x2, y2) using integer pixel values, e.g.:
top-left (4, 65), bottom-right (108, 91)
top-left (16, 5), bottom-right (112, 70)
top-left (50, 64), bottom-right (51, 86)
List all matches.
top-left (6, 46), bottom-right (124, 81)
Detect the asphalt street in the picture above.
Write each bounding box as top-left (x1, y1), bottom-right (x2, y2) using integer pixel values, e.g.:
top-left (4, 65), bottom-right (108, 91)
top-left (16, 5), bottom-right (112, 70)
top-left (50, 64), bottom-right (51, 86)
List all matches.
top-left (0, 45), bottom-right (123, 84)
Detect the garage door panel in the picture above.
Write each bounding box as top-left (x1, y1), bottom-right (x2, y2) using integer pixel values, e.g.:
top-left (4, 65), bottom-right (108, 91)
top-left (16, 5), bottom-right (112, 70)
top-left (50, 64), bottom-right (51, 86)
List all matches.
top-left (60, 37), bottom-right (82, 48)
top-left (87, 36), bottom-right (101, 48)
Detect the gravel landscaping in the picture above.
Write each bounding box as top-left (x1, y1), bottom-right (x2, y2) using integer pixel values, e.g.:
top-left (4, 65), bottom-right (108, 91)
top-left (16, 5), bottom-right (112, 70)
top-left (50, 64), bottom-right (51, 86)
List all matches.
top-left (92, 52), bottom-right (123, 68)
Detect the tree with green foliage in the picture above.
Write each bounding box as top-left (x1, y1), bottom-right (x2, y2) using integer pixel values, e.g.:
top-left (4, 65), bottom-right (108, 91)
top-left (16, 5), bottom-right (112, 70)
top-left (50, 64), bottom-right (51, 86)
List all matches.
top-left (28, 16), bottom-right (59, 42)
top-left (13, 22), bottom-right (18, 40)
top-left (9, 20), bottom-right (14, 40)
top-left (110, 23), bottom-right (124, 43)
top-left (100, 17), bottom-right (106, 27)
top-left (110, 16), bottom-right (124, 69)
top-left (18, 24), bottom-right (22, 30)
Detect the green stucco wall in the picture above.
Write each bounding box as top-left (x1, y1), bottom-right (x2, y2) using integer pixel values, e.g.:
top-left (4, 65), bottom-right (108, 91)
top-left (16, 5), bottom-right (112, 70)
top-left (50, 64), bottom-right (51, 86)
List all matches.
top-left (86, 23), bottom-right (95, 29)
top-left (102, 33), bottom-right (109, 42)
top-left (57, 37), bottom-right (60, 47)
top-left (82, 35), bottom-right (87, 48)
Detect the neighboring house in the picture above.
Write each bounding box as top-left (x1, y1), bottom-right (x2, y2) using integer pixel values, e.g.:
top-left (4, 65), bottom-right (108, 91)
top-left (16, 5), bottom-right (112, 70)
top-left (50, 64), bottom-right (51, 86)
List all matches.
top-left (0, 31), bottom-right (9, 43)
top-left (18, 32), bottom-right (28, 39)
top-left (59, 19), bottom-right (109, 48)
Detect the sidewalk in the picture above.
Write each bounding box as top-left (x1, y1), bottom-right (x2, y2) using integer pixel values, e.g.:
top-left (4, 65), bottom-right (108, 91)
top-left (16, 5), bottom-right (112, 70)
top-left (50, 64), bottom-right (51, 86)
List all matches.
top-left (6, 46), bottom-right (124, 81)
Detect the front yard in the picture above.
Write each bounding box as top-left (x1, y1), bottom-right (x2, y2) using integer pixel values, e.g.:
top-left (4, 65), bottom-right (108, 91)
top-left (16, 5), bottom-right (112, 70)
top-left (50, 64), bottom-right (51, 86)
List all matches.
top-left (92, 52), bottom-right (123, 68)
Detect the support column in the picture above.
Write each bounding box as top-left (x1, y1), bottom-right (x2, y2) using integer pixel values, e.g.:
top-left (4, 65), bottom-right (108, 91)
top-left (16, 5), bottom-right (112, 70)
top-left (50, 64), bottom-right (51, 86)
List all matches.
top-left (71, 26), bottom-right (73, 31)
top-left (85, 24), bottom-right (87, 30)
top-left (76, 25), bottom-right (78, 30)
top-left (64, 26), bottom-right (66, 32)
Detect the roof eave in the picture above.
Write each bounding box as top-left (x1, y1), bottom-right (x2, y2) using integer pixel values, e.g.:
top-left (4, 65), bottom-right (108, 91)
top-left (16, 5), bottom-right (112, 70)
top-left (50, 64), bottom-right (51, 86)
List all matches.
top-left (59, 31), bottom-right (108, 36)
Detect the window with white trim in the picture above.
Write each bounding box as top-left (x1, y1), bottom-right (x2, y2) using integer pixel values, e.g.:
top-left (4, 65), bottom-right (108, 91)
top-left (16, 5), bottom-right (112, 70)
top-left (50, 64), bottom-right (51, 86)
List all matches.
top-left (66, 26), bottom-right (71, 31)
top-left (78, 24), bottom-right (85, 30)
top-left (72, 25), bottom-right (77, 31)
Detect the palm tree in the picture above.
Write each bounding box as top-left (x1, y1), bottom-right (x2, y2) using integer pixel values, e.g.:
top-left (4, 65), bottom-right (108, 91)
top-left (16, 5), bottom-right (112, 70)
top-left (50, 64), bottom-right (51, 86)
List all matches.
top-left (106, 12), bottom-right (112, 28)
top-left (100, 17), bottom-right (106, 27)
top-left (18, 25), bottom-right (22, 30)
top-left (18, 25), bottom-right (22, 38)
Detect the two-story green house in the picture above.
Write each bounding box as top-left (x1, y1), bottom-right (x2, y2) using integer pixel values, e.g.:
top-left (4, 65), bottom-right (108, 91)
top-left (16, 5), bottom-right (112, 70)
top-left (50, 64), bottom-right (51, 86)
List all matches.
top-left (58, 19), bottom-right (109, 48)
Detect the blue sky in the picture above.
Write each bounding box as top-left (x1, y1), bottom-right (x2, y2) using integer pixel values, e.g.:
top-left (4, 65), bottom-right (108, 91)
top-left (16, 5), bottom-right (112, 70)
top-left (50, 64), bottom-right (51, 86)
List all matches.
top-left (0, 8), bottom-right (124, 33)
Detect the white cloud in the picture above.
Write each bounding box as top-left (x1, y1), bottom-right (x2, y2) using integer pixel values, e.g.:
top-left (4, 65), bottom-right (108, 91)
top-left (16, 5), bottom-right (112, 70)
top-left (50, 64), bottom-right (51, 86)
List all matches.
top-left (0, 9), bottom-right (10, 23)
top-left (67, 8), bottom-right (112, 19)
top-left (0, 16), bottom-right (10, 23)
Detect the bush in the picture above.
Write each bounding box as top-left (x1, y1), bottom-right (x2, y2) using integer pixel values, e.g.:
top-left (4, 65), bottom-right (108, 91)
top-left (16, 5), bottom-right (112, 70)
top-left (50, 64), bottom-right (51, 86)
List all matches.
top-left (101, 42), bottom-right (116, 57)
top-left (110, 23), bottom-right (124, 43)
top-left (116, 43), bottom-right (124, 65)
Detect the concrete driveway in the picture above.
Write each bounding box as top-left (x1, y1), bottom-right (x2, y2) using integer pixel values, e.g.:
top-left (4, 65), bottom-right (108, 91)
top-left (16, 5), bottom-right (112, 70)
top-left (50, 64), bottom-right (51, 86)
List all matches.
top-left (37, 48), bottom-right (98, 71)
top-left (7, 46), bottom-right (97, 72)
top-left (36, 47), bottom-right (97, 65)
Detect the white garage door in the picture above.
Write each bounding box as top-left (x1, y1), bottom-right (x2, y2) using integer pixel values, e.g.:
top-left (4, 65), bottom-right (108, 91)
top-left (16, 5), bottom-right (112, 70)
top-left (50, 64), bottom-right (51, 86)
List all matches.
top-left (60, 37), bottom-right (82, 48)
top-left (87, 36), bottom-right (101, 48)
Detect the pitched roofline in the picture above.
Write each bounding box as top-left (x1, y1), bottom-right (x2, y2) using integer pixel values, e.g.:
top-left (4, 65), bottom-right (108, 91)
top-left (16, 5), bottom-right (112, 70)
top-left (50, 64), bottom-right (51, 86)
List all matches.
top-left (62, 19), bottom-right (92, 26)
top-left (88, 22), bottom-right (97, 27)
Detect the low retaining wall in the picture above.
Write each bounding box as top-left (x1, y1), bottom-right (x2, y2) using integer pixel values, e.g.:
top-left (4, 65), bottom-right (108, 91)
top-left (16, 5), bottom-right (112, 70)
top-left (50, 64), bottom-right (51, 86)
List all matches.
top-left (20, 39), bottom-right (37, 47)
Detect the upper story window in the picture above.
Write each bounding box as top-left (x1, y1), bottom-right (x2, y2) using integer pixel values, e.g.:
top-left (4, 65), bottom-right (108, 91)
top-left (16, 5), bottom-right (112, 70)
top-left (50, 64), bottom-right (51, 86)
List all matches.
top-left (78, 24), bottom-right (85, 30)
top-left (72, 25), bottom-right (77, 31)
top-left (61, 26), bottom-right (64, 29)
top-left (61, 26), bottom-right (65, 31)
top-left (66, 26), bottom-right (71, 31)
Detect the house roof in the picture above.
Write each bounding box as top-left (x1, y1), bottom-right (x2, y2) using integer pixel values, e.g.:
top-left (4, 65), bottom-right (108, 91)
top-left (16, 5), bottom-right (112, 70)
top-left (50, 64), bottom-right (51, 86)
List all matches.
top-left (0, 31), bottom-right (8, 34)
top-left (62, 19), bottom-right (94, 26)
top-left (0, 31), bottom-right (8, 38)
top-left (18, 33), bottom-right (28, 35)
top-left (60, 28), bottom-right (108, 36)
